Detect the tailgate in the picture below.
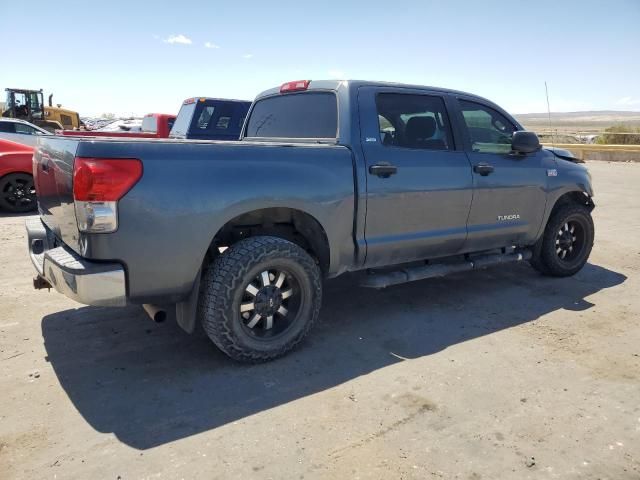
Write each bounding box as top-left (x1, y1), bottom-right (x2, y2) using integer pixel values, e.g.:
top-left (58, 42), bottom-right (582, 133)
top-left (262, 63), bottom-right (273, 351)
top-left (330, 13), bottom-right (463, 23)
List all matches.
top-left (34, 136), bottom-right (81, 252)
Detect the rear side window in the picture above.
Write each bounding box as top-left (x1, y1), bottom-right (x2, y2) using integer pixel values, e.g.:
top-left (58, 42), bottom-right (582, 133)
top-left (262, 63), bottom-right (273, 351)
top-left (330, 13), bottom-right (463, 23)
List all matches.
top-left (170, 103), bottom-right (196, 137)
top-left (141, 116), bottom-right (157, 133)
top-left (376, 93), bottom-right (453, 150)
top-left (459, 100), bottom-right (516, 154)
top-left (245, 92), bottom-right (337, 139)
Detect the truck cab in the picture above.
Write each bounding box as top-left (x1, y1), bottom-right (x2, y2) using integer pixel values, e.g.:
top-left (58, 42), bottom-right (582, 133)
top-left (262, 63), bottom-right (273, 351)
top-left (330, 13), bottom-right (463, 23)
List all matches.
top-left (169, 97), bottom-right (251, 140)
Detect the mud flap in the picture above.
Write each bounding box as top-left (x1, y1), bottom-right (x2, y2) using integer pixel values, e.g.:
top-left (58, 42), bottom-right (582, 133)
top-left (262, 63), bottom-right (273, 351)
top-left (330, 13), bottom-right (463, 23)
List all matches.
top-left (175, 269), bottom-right (201, 334)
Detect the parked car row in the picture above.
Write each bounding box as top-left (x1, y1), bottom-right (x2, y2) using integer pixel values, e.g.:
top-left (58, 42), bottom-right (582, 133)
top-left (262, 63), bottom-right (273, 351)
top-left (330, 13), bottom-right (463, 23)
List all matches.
top-left (0, 96), bottom-right (251, 212)
top-left (25, 79), bottom-right (595, 363)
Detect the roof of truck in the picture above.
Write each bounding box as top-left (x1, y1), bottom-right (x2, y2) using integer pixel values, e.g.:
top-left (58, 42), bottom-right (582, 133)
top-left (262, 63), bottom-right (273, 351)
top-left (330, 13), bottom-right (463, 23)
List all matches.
top-left (254, 80), bottom-right (520, 128)
top-left (256, 80), bottom-right (495, 102)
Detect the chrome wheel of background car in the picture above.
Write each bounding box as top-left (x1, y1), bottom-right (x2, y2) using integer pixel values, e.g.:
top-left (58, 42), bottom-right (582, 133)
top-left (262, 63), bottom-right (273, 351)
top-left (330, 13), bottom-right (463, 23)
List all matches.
top-left (555, 219), bottom-right (585, 262)
top-left (239, 268), bottom-right (301, 339)
top-left (0, 173), bottom-right (36, 213)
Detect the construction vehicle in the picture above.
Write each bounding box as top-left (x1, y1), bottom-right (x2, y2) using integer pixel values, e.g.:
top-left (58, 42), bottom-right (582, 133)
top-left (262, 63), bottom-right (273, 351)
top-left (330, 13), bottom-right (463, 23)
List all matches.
top-left (1, 88), bottom-right (82, 132)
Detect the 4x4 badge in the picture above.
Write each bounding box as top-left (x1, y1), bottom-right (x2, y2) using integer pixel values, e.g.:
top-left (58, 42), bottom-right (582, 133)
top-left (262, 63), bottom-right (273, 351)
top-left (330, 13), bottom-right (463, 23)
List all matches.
top-left (547, 169), bottom-right (558, 177)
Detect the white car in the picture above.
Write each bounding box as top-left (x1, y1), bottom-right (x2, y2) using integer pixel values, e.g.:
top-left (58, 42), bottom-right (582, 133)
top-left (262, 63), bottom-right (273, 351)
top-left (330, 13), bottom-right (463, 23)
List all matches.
top-left (0, 118), bottom-right (50, 147)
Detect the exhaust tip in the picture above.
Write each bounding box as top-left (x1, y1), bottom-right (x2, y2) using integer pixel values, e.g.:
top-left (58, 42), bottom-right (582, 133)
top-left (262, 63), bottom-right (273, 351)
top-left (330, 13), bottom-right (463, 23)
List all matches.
top-left (143, 304), bottom-right (167, 323)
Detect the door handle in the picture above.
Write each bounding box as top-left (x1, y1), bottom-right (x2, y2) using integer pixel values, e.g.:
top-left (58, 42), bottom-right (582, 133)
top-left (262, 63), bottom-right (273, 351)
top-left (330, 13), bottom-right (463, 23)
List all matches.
top-left (40, 153), bottom-right (51, 173)
top-left (473, 163), bottom-right (494, 176)
top-left (369, 163), bottom-right (398, 178)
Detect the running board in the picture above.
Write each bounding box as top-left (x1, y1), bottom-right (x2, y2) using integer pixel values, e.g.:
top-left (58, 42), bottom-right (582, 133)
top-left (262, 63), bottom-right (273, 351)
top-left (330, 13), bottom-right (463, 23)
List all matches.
top-left (360, 249), bottom-right (532, 289)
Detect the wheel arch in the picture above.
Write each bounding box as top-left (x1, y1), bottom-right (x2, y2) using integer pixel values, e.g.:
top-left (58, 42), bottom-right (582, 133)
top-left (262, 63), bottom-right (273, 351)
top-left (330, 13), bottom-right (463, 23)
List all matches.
top-left (534, 189), bottom-right (594, 243)
top-left (205, 207), bottom-right (331, 275)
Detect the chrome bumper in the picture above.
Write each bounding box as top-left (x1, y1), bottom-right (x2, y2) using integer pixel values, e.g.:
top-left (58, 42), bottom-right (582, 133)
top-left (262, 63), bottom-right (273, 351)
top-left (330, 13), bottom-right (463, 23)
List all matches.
top-left (25, 217), bottom-right (127, 307)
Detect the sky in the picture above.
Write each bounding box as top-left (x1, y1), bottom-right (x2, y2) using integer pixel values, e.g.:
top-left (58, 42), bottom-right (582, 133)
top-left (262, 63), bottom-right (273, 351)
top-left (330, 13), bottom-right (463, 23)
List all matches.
top-left (2, 0), bottom-right (639, 117)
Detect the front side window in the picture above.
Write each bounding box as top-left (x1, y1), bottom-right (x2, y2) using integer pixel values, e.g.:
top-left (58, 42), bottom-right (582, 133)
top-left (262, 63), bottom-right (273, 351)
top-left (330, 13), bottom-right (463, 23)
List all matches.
top-left (15, 123), bottom-right (36, 134)
top-left (28, 92), bottom-right (44, 119)
top-left (459, 100), bottom-right (516, 154)
top-left (375, 93), bottom-right (452, 150)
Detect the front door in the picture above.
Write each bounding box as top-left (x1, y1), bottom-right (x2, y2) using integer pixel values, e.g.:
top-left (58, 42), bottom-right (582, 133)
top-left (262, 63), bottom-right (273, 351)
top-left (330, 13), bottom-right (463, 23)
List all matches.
top-left (455, 98), bottom-right (548, 251)
top-left (359, 87), bottom-right (474, 267)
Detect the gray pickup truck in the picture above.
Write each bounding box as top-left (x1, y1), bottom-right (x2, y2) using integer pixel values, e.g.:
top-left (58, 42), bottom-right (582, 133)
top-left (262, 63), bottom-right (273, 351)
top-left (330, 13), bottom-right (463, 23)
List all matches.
top-left (27, 80), bottom-right (595, 362)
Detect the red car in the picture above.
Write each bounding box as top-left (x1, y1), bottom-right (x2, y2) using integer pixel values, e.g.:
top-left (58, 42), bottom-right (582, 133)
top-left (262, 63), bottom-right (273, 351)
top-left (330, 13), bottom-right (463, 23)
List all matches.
top-left (0, 138), bottom-right (36, 213)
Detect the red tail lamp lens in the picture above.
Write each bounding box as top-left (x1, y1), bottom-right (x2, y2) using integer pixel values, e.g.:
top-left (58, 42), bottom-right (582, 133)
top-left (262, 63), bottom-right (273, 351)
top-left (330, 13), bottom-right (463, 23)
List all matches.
top-left (73, 157), bottom-right (142, 202)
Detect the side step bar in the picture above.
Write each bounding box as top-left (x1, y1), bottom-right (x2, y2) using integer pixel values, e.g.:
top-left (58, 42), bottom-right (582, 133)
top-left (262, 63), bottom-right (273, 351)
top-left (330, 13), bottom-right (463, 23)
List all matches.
top-left (360, 249), bottom-right (532, 289)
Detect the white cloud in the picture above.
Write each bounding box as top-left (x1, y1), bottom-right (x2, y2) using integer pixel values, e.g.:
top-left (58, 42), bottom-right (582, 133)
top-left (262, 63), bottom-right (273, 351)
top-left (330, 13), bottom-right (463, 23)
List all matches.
top-left (242, 53), bottom-right (253, 59)
top-left (616, 96), bottom-right (640, 106)
top-left (204, 41), bottom-right (220, 49)
top-left (328, 69), bottom-right (345, 79)
top-left (163, 34), bottom-right (192, 45)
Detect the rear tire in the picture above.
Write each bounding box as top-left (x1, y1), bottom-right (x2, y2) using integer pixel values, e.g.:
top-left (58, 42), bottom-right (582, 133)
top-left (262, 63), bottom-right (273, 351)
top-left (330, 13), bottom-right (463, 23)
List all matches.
top-left (198, 236), bottom-right (322, 362)
top-left (0, 173), bottom-right (37, 213)
top-left (530, 203), bottom-right (594, 277)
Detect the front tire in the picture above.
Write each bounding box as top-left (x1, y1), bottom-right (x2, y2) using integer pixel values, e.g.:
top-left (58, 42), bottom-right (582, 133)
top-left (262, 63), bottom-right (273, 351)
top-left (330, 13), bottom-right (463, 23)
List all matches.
top-left (530, 203), bottom-right (594, 277)
top-left (199, 236), bottom-right (322, 362)
top-left (0, 173), bottom-right (37, 213)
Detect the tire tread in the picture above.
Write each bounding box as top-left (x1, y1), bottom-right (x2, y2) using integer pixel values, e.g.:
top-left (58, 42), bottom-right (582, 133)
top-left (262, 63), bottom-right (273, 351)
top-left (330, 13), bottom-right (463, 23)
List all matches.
top-left (198, 236), bottom-right (322, 362)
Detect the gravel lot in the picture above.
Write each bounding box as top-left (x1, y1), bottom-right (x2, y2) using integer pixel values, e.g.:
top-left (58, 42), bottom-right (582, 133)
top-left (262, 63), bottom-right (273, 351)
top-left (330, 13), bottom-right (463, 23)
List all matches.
top-left (1, 160), bottom-right (638, 479)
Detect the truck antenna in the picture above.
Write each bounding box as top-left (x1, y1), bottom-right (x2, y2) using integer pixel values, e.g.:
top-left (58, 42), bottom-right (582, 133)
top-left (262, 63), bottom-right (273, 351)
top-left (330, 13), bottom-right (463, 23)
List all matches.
top-left (545, 81), bottom-right (555, 149)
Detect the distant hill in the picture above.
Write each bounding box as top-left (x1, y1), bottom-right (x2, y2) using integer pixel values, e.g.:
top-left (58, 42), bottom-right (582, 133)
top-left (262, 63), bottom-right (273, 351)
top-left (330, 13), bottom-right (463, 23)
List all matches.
top-left (515, 111), bottom-right (640, 132)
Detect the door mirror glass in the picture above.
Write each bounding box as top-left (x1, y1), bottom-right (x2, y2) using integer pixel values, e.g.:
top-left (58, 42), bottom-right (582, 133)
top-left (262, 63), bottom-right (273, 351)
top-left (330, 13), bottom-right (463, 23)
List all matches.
top-left (511, 130), bottom-right (540, 154)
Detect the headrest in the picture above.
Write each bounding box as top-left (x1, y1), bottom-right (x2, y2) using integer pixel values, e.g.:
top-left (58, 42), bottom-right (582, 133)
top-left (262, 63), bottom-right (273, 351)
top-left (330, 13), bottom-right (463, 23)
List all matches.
top-left (406, 116), bottom-right (437, 141)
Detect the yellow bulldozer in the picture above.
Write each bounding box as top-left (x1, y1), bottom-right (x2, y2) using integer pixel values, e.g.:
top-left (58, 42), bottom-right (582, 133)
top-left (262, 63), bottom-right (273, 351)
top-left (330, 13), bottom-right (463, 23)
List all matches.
top-left (1, 88), bottom-right (82, 132)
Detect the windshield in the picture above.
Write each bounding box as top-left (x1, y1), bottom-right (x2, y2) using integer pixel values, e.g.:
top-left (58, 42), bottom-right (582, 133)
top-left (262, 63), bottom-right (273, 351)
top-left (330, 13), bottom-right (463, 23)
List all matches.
top-left (245, 92), bottom-right (337, 139)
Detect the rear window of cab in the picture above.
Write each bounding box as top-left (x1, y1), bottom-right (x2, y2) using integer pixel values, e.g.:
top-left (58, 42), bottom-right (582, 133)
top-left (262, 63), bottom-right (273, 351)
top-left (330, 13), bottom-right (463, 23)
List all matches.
top-left (245, 92), bottom-right (337, 139)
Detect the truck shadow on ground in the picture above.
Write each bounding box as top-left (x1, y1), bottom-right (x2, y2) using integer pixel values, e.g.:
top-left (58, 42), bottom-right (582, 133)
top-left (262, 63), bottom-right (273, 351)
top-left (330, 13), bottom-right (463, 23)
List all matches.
top-left (41, 262), bottom-right (625, 450)
top-left (0, 211), bottom-right (35, 219)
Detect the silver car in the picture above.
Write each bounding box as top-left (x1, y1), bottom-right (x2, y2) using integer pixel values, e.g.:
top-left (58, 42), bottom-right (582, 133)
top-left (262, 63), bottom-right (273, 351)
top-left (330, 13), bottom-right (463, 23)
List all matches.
top-left (0, 118), bottom-right (50, 147)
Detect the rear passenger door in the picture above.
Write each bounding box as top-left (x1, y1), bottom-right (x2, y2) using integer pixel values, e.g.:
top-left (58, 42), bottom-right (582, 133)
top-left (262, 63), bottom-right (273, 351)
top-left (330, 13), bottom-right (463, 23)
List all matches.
top-left (358, 87), bottom-right (474, 267)
top-left (454, 98), bottom-right (548, 251)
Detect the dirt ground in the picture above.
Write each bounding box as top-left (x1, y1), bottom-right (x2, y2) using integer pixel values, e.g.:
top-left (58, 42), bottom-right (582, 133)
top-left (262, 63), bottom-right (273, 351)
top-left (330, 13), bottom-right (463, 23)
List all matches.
top-left (1, 160), bottom-right (638, 480)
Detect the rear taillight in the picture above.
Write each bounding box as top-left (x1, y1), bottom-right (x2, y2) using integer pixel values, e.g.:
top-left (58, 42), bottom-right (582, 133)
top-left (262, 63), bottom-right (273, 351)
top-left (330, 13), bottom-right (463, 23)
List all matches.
top-left (280, 80), bottom-right (310, 93)
top-left (73, 157), bottom-right (142, 233)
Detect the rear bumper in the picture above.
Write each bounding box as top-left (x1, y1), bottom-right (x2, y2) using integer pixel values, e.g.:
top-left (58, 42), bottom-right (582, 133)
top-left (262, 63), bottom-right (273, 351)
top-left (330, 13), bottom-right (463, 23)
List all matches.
top-left (25, 217), bottom-right (126, 307)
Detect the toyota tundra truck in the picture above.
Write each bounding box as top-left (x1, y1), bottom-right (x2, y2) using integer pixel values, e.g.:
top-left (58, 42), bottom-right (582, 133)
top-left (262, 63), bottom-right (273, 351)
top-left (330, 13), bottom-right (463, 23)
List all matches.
top-left (26, 80), bottom-right (595, 362)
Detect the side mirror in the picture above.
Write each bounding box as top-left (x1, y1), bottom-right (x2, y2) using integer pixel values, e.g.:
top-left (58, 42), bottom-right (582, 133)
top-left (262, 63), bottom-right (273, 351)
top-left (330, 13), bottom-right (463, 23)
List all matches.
top-left (511, 130), bottom-right (540, 154)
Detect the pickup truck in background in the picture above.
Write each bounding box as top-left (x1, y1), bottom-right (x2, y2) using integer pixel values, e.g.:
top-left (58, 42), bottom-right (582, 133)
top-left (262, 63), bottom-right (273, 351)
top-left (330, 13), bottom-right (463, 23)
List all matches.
top-left (58, 113), bottom-right (176, 139)
top-left (27, 80), bottom-right (595, 362)
top-left (169, 97), bottom-right (251, 140)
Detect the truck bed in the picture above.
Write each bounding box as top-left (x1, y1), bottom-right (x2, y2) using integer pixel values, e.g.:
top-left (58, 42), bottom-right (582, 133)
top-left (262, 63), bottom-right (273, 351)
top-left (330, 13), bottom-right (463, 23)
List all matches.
top-left (34, 135), bottom-right (357, 303)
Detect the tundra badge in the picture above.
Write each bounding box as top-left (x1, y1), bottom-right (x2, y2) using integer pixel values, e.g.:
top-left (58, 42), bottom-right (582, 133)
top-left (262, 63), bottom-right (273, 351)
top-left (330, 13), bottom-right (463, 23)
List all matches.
top-left (497, 214), bottom-right (520, 221)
